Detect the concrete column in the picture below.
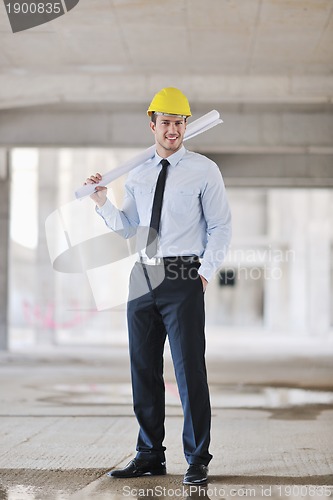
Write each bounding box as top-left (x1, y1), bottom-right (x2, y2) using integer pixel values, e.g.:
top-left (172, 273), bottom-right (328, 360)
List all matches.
top-left (264, 191), bottom-right (290, 332)
top-left (289, 191), bottom-right (310, 334)
top-left (263, 252), bottom-right (287, 332)
top-left (0, 149), bottom-right (10, 350)
top-left (245, 188), bottom-right (331, 337)
top-left (35, 149), bottom-right (58, 345)
top-left (307, 190), bottom-right (331, 336)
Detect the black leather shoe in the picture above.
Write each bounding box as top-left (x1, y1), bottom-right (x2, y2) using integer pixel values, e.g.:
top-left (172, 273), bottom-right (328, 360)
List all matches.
top-left (107, 458), bottom-right (166, 478)
top-left (183, 464), bottom-right (208, 485)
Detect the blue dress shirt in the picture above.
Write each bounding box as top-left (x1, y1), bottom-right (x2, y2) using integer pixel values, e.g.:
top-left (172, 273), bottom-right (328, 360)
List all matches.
top-left (96, 145), bottom-right (231, 282)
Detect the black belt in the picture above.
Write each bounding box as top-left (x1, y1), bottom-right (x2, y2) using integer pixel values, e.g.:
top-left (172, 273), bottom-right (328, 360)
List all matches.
top-left (138, 256), bottom-right (200, 266)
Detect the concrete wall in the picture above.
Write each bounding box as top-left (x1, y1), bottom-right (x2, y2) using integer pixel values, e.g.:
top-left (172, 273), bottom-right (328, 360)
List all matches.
top-left (0, 149), bottom-right (10, 349)
top-left (1, 106), bottom-right (333, 151)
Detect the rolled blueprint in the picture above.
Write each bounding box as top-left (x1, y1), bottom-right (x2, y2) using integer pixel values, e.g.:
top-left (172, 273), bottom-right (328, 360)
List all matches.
top-left (74, 110), bottom-right (222, 200)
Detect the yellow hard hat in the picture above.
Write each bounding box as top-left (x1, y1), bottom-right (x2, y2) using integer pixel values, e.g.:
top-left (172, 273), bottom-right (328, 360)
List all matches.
top-left (147, 87), bottom-right (192, 117)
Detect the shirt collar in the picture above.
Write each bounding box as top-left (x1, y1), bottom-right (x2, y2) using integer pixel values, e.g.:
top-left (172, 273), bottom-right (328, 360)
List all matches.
top-left (153, 145), bottom-right (186, 168)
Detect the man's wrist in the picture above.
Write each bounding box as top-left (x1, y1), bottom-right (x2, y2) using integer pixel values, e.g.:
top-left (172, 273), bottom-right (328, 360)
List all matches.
top-left (95, 195), bottom-right (108, 209)
top-left (199, 274), bottom-right (208, 292)
top-left (96, 199), bottom-right (106, 208)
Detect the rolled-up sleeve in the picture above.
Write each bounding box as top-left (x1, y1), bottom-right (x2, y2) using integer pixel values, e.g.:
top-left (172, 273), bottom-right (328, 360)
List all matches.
top-left (96, 181), bottom-right (139, 239)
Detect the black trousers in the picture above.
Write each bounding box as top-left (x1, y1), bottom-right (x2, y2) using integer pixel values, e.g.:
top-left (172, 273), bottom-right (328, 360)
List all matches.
top-left (127, 259), bottom-right (212, 466)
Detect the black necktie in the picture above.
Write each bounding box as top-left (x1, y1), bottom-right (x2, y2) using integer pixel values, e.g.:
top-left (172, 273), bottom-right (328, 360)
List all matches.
top-left (146, 159), bottom-right (170, 258)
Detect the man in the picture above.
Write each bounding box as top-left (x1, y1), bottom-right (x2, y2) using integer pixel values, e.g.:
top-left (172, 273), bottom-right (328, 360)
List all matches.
top-left (85, 87), bottom-right (231, 485)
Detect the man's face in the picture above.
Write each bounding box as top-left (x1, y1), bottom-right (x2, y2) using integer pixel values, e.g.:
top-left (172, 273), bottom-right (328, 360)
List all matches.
top-left (150, 114), bottom-right (187, 157)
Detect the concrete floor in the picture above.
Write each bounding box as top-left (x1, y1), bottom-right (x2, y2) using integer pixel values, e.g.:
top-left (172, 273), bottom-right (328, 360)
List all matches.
top-left (0, 331), bottom-right (333, 499)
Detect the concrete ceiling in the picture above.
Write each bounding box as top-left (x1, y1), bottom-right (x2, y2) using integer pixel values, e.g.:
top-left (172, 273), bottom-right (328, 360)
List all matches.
top-left (0, 0), bottom-right (332, 111)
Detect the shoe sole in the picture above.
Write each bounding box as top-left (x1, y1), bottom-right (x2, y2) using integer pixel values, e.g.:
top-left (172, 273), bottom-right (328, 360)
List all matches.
top-left (108, 469), bottom-right (166, 478)
top-left (183, 478), bottom-right (208, 485)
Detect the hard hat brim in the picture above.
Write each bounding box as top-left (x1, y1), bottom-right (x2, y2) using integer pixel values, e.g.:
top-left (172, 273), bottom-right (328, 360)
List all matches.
top-left (149, 111), bottom-right (188, 118)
